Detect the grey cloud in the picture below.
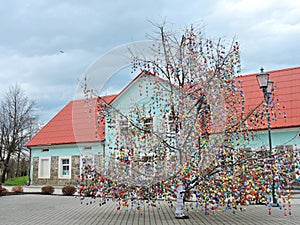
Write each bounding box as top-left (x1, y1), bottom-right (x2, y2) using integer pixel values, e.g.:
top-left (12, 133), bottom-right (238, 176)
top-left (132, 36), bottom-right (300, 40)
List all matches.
top-left (0, 0), bottom-right (299, 123)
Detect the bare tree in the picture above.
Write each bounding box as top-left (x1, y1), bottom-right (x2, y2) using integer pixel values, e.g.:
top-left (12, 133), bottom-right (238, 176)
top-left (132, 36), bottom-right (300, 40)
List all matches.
top-left (0, 84), bottom-right (37, 183)
top-left (99, 23), bottom-right (250, 187)
top-left (78, 23), bottom-right (293, 217)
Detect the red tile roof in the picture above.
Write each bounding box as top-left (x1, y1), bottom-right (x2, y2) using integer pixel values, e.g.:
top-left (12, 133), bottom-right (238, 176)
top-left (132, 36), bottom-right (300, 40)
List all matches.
top-left (238, 66), bottom-right (300, 130)
top-left (26, 95), bottom-right (117, 147)
top-left (27, 67), bottom-right (299, 147)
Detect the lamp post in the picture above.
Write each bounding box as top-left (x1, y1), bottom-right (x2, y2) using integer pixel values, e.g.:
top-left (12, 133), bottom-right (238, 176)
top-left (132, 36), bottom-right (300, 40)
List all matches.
top-left (256, 67), bottom-right (277, 206)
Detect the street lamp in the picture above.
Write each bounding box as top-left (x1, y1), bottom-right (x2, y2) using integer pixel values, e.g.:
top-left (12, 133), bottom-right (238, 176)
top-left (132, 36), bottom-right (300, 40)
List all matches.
top-left (256, 67), bottom-right (277, 206)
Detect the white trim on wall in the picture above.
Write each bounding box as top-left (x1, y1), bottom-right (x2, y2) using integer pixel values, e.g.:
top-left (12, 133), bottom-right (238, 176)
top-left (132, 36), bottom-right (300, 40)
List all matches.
top-left (253, 126), bottom-right (300, 134)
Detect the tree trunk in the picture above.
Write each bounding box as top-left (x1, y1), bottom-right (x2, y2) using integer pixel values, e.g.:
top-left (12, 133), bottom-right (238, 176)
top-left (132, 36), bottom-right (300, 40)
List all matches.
top-left (15, 151), bottom-right (21, 177)
top-left (1, 153), bottom-right (11, 183)
top-left (175, 183), bottom-right (188, 219)
top-left (1, 165), bottom-right (7, 183)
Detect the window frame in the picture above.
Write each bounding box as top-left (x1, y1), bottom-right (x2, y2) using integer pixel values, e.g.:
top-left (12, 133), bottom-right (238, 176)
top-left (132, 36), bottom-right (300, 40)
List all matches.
top-left (58, 156), bottom-right (72, 179)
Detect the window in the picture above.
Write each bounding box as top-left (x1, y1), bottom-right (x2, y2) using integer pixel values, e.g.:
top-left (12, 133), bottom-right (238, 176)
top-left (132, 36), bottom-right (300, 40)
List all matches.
top-left (119, 118), bottom-right (128, 134)
top-left (142, 155), bottom-right (154, 162)
top-left (41, 148), bottom-right (49, 152)
top-left (167, 114), bottom-right (180, 138)
top-left (38, 157), bottom-right (51, 178)
top-left (59, 157), bottom-right (71, 179)
top-left (143, 117), bottom-right (153, 133)
top-left (80, 155), bottom-right (94, 174)
top-left (167, 116), bottom-right (176, 137)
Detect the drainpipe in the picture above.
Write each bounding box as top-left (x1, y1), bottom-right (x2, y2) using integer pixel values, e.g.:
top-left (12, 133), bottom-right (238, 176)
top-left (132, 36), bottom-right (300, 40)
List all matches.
top-left (27, 147), bottom-right (31, 185)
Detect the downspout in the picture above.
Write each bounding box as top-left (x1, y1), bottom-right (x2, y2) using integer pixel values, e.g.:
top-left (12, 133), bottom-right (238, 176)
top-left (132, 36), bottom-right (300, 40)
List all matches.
top-left (27, 147), bottom-right (31, 185)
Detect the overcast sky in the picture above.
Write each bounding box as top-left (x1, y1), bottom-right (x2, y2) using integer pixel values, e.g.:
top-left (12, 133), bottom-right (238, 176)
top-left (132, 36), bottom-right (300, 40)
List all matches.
top-left (0, 0), bottom-right (299, 124)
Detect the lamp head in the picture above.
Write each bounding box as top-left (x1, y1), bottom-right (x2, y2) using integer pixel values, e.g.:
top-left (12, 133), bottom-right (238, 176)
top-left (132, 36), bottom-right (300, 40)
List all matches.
top-left (256, 67), bottom-right (269, 89)
top-left (267, 81), bottom-right (274, 95)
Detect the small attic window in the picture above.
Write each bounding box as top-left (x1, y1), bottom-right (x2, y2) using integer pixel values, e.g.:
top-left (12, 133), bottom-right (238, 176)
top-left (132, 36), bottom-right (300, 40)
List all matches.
top-left (42, 148), bottom-right (49, 152)
top-left (83, 146), bottom-right (92, 150)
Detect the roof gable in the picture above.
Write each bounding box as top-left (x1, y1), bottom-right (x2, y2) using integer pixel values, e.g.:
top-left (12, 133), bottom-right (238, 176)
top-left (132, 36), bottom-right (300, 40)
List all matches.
top-left (110, 67), bottom-right (300, 130)
top-left (109, 71), bottom-right (156, 105)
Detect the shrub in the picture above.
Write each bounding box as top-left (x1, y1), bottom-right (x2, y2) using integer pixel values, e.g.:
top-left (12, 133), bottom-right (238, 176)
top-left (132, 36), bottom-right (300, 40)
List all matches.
top-left (41, 186), bottom-right (55, 194)
top-left (0, 185), bottom-right (8, 196)
top-left (62, 185), bottom-right (77, 196)
top-left (12, 186), bottom-right (24, 193)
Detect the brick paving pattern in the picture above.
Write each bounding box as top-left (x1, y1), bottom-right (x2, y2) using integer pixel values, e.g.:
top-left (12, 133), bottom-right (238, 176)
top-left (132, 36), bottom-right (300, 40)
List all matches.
top-left (0, 194), bottom-right (299, 225)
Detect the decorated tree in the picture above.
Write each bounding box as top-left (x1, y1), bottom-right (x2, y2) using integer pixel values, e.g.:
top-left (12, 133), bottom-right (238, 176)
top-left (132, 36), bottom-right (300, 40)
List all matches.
top-left (77, 23), bottom-right (296, 218)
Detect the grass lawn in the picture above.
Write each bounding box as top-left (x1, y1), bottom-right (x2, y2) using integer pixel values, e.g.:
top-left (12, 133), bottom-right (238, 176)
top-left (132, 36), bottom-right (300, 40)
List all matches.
top-left (4, 176), bottom-right (28, 186)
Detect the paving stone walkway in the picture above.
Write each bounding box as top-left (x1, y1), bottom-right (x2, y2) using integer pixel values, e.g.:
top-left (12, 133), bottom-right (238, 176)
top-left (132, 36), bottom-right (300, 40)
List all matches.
top-left (0, 194), bottom-right (300, 225)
